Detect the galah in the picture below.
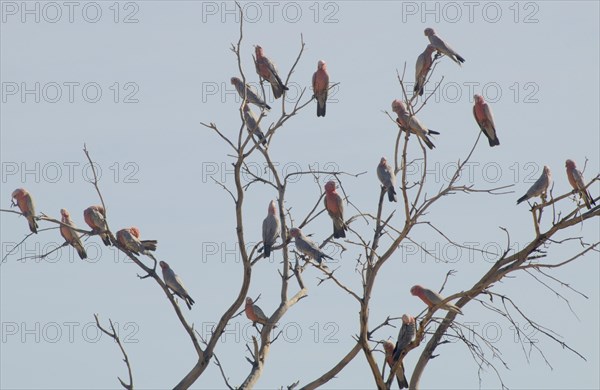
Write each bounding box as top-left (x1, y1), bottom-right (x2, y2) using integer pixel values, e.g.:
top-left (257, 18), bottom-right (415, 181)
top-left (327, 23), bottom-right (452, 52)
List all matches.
top-left (324, 181), bottom-right (348, 239)
top-left (230, 77), bottom-right (271, 110)
top-left (243, 104), bottom-right (267, 146)
top-left (289, 227), bottom-right (332, 264)
top-left (116, 227), bottom-right (157, 255)
top-left (566, 159), bottom-right (596, 209)
top-left (11, 188), bottom-right (38, 234)
top-left (424, 28), bottom-right (465, 66)
top-left (517, 165), bottom-right (552, 205)
top-left (414, 45), bottom-right (435, 96)
top-left (262, 200), bottom-right (281, 258)
top-left (473, 94), bottom-right (500, 147)
top-left (312, 60), bottom-right (329, 117)
top-left (377, 157), bottom-right (397, 202)
top-left (392, 99), bottom-right (440, 150)
top-left (383, 340), bottom-right (409, 389)
top-left (410, 285), bottom-right (462, 315)
top-left (245, 297), bottom-right (269, 325)
top-left (83, 205), bottom-right (111, 246)
top-left (60, 208), bottom-right (87, 260)
top-left (254, 45), bottom-right (288, 99)
top-left (160, 261), bottom-right (195, 310)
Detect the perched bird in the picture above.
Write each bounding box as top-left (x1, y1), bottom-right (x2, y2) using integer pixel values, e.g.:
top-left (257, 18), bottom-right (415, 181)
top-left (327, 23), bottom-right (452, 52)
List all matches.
top-left (245, 297), bottom-right (269, 325)
top-left (393, 315), bottom-right (416, 360)
top-left (289, 227), bottom-right (333, 264)
top-left (392, 99), bottom-right (440, 150)
top-left (377, 157), bottom-right (397, 202)
top-left (160, 261), bottom-right (195, 310)
top-left (243, 104), bottom-right (267, 145)
top-left (473, 94), bottom-right (500, 147)
top-left (324, 181), bottom-right (348, 239)
top-left (414, 45), bottom-right (435, 96)
top-left (116, 227), bottom-right (157, 255)
top-left (254, 45), bottom-right (288, 99)
top-left (566, 159), bottom-right (596, 209)
top-left (11, 188), bottom-right (38, 234)
top-left (383, 340), bottom-right (409, 389)
top-left (424, 27), bottom-right (465, 66)
top-left (312, 60), bottom-right (330, 117)
top-left (262, 200), bottom-right (281, 258)
top-left (83, 205), bottom-right (111, 246)
top-left (516, 166), bottom-right (552, 205)
top-left (410, 285), bottom-right (462, 315)
top-left (231, 77), bottom-right (271, 110)
top-left (60, 208), bottom-right (87, 260)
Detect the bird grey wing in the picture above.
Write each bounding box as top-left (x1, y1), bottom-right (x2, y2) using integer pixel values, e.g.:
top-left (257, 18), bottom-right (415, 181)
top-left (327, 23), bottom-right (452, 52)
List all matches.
top-left (263, 216), bottom-right (279, 245)
top-left (377, 164), bottom-right (387, 185)
top-left (483, 105), bottom-right (496, 131)
top-left (312, 71), bottom-right (317, 92)
top-left (253, 304), bottom-right (268, 320)
top-left (396, 322), bottom-right (416, 354)
top-left (263, 57), bottom-right (280, 79)
top-left (423, 288), bottom-right (444, 305)
top-left (246, 88), bottom-right (264, 104)
top-left (432, 35), bottom-right (457, 56)
top-left (262, 218), bottom-right (268, 243)
top-left (573, 169), bottom-right (586, 190)
top-left (415, 53), bottom-right (425, 80)
top-left (244, 111), bottom-right (258, 131)
top-left (527, 176), bottom-right (545, 197)
top-left (90, 210), bottom-right (107, 230)
top-left (408, 116), bottom-right (428, 137)
top-left (299, 236), bottom-right (321, 255)
top-left (71, 230), bottom-right (85, 249)
top-left (337, 195), bottom-right (345, 219)
top-left (173, 274), bottom-right (189, 296)
top-left (25, 195), bottom-right (36, 216)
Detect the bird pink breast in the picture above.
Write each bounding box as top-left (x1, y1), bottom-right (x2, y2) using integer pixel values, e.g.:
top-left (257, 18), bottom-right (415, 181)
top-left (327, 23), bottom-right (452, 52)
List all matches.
top-left (245, 303), bottom-right (258, 321)
top-left (60, 219), bottom-right (73, 241)
top-left (474, 102), bottom-right (487, 121)
top-left (314, 70), bottom-right (328, 90)
top-left (326, 193), bottom-right (340, 213)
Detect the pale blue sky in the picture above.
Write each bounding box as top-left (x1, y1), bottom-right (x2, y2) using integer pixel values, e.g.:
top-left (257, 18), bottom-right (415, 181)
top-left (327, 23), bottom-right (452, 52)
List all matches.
top-left (1, 1), bottom-right (599, 389)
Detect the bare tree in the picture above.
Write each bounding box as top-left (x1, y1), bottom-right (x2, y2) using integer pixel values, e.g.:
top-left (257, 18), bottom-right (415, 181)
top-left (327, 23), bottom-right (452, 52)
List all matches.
top-left (3, 4), bottom-right (598, 390)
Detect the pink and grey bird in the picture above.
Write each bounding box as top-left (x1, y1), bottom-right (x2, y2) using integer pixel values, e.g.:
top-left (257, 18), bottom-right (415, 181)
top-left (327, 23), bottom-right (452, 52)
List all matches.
top-left (116, 227), bottom-right (157, 255)
top-left (160, 261), bottom-right (195, 310)
top-left (60, 208), bottom-right (87, 260)
top-left (324, 181), bottom-right (348, 239)
top-left (231, 77), bottom-right (271, 110)
top-left (11, 188), bottom-right (38, 234)
top-left (243, 104), bottom-right (267, 146)
top-left (84, 205), bottom-right (111, 246)
top-left (377, 157), bottom-right (397, 202)
top-left (262, 200), bottom-right (281, 258)
top-left (383, 340), bottom-right (409, 389)
top-left (517, 165), bottom-right (552, 205)
top-left (289, 227), bottom-right (332, 264)
top-left (414, 45), bottom-right (435, 96)
top-left (565, 159), bottom-right (595, 209)
top-left (424, 28), bottom-right (465, 66)
top-left (312, 60), bottom-right (329, 117)
top-left (473, 94), bottom-right (500, 147)
top-left (410, 285), bottom-right (462, 315)
top-left (254, 45), bottom-right (288, 99)
top-left (392, 99), bottom-right (440, 150)
top-left (245, 297), bottom-right (269, 325)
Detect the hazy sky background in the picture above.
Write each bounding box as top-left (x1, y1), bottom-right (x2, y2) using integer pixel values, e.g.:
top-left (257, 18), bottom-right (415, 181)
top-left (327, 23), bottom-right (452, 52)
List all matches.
top-left (1, 1), bottom-right (599, 389)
